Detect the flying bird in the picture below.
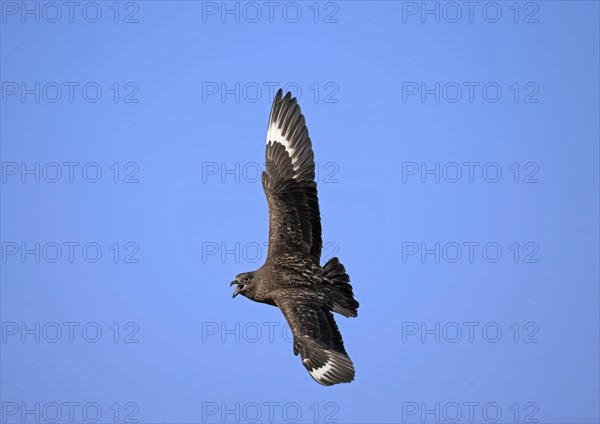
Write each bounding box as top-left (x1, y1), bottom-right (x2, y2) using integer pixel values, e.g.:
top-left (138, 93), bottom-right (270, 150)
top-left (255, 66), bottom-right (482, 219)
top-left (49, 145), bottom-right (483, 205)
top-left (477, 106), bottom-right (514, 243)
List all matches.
top-left (230, 89), bottom-right (359, 386)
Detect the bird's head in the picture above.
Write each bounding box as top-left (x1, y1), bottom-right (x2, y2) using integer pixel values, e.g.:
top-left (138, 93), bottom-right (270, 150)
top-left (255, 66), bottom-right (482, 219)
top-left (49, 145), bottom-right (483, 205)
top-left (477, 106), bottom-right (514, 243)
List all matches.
top-left (230, 272), bottom-right (257, 299)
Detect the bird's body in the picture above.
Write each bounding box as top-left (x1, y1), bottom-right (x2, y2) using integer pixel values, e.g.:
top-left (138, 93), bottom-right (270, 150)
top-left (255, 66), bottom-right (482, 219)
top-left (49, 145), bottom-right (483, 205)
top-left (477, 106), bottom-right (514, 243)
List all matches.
top-left (231, 90), bottom-right (359, 386)
top-left (235, 255), bottom-right (321, 306)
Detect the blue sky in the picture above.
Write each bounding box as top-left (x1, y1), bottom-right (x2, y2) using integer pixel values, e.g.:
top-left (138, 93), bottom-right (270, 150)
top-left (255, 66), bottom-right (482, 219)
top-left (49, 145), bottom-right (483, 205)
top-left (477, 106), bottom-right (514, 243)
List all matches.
top-left (1, 1), bottom-right (599, 423)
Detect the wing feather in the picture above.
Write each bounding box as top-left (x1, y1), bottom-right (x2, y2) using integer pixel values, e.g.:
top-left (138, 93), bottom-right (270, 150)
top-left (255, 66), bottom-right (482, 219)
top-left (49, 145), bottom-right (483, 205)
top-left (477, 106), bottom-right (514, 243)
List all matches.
top-left (263, 89), bottom-right (322, 261)
top-left (275, 296), bottom-right (355, 386)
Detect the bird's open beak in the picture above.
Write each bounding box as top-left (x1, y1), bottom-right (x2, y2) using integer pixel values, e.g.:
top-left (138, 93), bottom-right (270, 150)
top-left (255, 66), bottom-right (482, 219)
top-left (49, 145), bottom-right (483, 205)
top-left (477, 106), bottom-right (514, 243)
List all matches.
top-left (230, 280), bottom-right (244, 298)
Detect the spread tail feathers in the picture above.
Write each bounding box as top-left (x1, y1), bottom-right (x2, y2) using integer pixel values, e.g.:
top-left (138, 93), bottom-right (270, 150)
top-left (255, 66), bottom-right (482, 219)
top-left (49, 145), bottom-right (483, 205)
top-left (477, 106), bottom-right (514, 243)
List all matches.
top-left (322, 257), bottom-right (359, 318)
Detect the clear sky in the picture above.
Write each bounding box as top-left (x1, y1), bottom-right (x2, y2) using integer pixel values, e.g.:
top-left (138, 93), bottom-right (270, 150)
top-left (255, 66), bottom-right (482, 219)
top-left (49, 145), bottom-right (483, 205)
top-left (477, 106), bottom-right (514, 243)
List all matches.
top-left (1, 1), bottom-right (599, 423)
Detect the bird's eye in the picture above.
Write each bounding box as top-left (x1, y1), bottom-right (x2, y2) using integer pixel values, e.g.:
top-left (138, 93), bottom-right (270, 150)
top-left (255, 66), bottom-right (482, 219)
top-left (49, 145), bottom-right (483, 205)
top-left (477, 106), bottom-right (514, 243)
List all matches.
top-left (244, 276), bottom-right (250, 282)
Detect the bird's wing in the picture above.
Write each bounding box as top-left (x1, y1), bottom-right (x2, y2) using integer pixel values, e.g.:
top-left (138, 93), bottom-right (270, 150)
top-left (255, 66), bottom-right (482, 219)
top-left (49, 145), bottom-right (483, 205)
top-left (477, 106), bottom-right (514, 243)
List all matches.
top-left (274, 296), bottom-right (355, 386)
top-left (262, 89), bottom-right (322, 262)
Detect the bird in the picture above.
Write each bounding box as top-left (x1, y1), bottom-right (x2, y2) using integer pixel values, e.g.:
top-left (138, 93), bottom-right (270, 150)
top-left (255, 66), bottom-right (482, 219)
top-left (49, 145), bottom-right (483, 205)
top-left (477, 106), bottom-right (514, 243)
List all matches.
top-left (230, 89), bottom-right (359, 386)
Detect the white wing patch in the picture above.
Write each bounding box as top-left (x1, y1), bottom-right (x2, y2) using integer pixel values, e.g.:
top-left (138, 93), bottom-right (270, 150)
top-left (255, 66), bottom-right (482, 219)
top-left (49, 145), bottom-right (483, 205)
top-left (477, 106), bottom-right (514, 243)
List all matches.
top-left (306, 350), bottom-right (354, 385)
top-left (309, 359), bottom-right (336, 382)
top-left (267, 122), bottom-right (300, 173)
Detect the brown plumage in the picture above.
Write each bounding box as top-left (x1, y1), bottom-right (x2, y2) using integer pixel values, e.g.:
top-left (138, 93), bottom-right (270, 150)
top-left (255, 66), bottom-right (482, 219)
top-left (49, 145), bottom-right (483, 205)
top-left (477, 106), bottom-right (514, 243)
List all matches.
top-left (230, 89), bottom-right (359, 386)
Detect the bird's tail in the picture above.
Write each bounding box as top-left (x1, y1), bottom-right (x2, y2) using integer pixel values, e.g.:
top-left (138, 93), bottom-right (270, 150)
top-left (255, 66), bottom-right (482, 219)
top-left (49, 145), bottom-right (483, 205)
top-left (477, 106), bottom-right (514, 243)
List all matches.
top-left (322, 257), bottom-right (359, 318)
